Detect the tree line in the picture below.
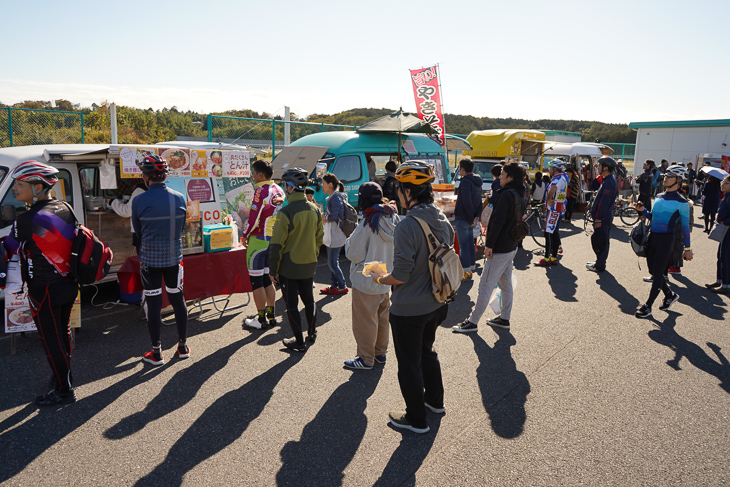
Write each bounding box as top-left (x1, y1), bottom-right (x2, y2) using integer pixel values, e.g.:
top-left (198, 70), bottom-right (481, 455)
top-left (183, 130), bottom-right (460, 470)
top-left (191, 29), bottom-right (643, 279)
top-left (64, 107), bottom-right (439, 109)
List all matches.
top-left (1, 100), bottom-right (636, 146)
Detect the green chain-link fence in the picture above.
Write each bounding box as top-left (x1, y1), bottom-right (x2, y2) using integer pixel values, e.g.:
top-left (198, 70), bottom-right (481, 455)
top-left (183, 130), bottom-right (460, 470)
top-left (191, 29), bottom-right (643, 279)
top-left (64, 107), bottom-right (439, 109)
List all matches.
top-left (207, 115), bottom-right (356, 155)
top-left (0, 107), bottom-right (84, 148)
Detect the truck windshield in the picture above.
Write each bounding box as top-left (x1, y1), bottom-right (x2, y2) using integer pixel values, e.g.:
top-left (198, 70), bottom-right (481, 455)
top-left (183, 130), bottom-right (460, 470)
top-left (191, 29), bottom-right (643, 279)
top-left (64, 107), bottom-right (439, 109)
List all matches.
top-left (454, 161), bottom-right (495, 183)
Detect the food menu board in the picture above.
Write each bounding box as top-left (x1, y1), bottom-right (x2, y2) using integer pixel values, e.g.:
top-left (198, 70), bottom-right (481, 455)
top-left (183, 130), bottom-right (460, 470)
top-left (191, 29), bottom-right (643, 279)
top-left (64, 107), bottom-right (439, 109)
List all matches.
top-left (160, 147), bottom-right (191, 178)
top-left (189, 149), bottom-right (251, 178)
top-left (120, 147), bottom-right (156, 178)
top-left (5, 288), bottom-right (81, 333)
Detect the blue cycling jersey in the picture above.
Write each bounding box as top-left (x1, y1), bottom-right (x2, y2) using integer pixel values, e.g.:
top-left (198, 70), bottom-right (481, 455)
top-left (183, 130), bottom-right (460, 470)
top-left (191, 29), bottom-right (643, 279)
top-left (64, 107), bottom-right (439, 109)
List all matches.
top-left (643, 191), bottom-right (691, 248)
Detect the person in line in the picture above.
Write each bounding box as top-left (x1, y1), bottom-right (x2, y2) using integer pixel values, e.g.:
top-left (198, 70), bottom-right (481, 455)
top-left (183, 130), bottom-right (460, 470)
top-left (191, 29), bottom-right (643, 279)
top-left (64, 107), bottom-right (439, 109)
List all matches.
top-left (702, 175), bottom-right (722, 233)
top-left (4, 161), bottom-right (78, 406)
top-left (382, 160), bottom-right (399, 203)
top-left (453, 163), bottom-right (525, 334)
top-left (587, 157), bottom-right (619, 273)
top-left (706, 175), bottom-right (730, 294)
top-left (344, 182), bottom-right (399, 370)
top-left (454, 158), bottom-right (483, 280)
top-left (132, 155), bottom-right (189, 366)
top-left (269, 167), bottom-right (324, 352)
top-left (530, 171), bottom-right (546, 205)
top-left (666, 183), bottom-right (694, 276)
top-left (564, 167), bottom-right (580, 223)
top-left (652, 159), bottom-right (669, 197)
top-left (320, 173), bottom-right (349, 295)
top-left (489, 164), bottom-right (503, 206)
top-left (686, 162), bottom-right (697, 200)
top-left (241, 160), bottom-right (285, 330)
top-left (370, 161), bottom-right (452, 434)
top-left (536, 159), bottom-right (569, 267)
top-left (107, 178), bottom-right (147, 252)
top-left (366, 156), bottom-right (376, 183)
top-left (305, 187), bottom-right (315, 203)
top-left (635, 165), bottom-right (692, 319)
top-left (636, 159), bottom-right (656, 211)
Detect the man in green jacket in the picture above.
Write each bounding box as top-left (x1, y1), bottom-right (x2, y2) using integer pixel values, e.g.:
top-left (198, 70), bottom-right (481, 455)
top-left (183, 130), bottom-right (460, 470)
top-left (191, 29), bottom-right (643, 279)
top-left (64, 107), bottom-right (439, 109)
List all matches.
top-left (269, 167), bottom-right (324, 352)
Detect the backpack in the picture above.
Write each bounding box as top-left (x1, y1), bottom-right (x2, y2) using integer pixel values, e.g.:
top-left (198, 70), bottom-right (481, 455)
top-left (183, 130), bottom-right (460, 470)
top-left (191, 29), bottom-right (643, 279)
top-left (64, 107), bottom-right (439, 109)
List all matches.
top-left (410, 216), bottom-right (463, 303)
top-left (338, 193), bottom-right (358, 237)
top-left (630, 219), bottom-right (650, 257)
top-left (509, 191), bottom-right (530, 241)
top-left (63, 202), bottom-right (114, 284)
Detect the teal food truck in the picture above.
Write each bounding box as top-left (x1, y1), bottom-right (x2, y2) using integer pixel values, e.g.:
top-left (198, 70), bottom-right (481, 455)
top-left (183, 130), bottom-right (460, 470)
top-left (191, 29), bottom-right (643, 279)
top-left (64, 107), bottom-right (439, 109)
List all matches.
top-left (271, 131), bottom-right (451, 206)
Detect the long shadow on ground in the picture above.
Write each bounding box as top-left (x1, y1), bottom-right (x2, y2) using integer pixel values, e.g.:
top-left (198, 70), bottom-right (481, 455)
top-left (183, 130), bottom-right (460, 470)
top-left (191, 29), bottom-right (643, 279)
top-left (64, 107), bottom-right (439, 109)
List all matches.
top-left (135, 354), bottom-right (302, 487)
top-left (276, 367), bottom-right (383, 486)
top-left (648, 313), bottom-right (730, 394)
top-left (373, 416), bottom-right (443, 486)
top-left (471, 331), bottom-right (530, 438)
top-left (596, 271), bottom-right (641, 315)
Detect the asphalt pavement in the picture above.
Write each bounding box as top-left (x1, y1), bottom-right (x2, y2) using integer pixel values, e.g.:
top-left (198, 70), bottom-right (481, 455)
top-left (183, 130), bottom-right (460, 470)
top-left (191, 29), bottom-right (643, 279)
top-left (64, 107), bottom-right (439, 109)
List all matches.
top-left (0, 214), bottom-right (728, 486)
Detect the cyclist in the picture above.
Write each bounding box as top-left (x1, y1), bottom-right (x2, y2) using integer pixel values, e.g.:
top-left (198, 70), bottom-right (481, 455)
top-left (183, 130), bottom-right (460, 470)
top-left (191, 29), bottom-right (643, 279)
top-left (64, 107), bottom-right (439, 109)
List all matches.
top-left (269, 167), bottom-right (324, 352)
top-left (132, 155), bottom-right (189, 365)
top-left (535, 158), bottom-right (569, 267)
top-left (5, 161), bottom-right (78, 406)
top-left (635, 164), bottom-right (693, 318)
top-left (241, 160), bottom-right (285, 330)
top-left (587, 157), bottom-right (619, 273)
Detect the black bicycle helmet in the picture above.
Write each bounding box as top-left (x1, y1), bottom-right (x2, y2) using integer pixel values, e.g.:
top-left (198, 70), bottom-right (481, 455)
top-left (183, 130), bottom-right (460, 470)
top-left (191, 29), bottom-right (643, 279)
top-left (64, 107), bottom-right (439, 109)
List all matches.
top-left (598, 156), bottom-right (617, 172)
top-left (281, 167), bottom-right (309, 190)
top-left (138, 154), bottom-right (168, 178)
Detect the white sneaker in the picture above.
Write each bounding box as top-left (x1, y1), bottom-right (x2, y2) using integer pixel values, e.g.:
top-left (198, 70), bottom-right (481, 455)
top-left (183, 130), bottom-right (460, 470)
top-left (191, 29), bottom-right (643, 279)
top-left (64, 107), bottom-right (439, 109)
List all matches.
top-left (244, 317), bottom-right (263, 329)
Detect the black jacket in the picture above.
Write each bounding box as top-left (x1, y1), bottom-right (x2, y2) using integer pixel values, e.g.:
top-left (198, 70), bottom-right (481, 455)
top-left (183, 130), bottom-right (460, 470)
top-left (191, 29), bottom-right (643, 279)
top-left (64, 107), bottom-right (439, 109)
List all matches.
top-left (485, 179), bottom-right (525, 254)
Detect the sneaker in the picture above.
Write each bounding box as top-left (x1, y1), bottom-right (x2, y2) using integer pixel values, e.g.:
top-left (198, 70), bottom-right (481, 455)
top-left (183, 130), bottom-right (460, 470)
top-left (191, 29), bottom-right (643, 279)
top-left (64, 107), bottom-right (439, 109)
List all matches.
top-left (344, 357), bottom-right (373, 370)
top-left (374, 354), bottom-right (387, 364)
top-left (329, 287), bottom-right (349, 295)
top-left (659, 292), bottom-right (679, 311)
top-left (586, 263), bottom-right (605, 273)
top-left (705, 282), bottom-right (722, 289)
top-left (424, 402), bottom-right (445, 414)
top-left (635, 304), bottom-right (652, 319)
top-left (143, 349), bottom-right (165, 366)
top-left (319, 287), bottom-right (335, 295)
top-left (452, 320), bottom-right (478, 333)
top-left (283, 337), bottom-right (306, 352)
top-left (307, 331), bottom-right (317, 343)
top-left (534, 258), bottom-right (551, 267)
top-left (244, 317), bottom-right (264, 329)
top-left (35, 389), bottom-right (76, 407)
top-left (388, 410), bottom-right (429, 434)
top-left (177, 342), bottom-right (190, 359)
top-left (267, 317), bottom-right (277, 327)
top-left (558, 246), bottom-right (563, 255)
top-left (643, 276), bottom-right (654, 283)
top-left (487, 317), bottom-right (511, 330)
top-left (667, 266), bottom-right (682, 275)
top-left (462, 271), bottom-right (473, 281)
top-left (548, 257), bottom-right (558, 265)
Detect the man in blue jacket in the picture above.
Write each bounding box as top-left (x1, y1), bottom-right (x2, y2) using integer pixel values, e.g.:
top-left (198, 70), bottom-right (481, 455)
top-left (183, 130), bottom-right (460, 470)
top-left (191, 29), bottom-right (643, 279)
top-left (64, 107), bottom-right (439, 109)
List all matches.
top-left (132, 155), bottom-right (189, 365)
top-left (587, 157), bottom-right (619, 273)
top-left (454, 158), bottom-right (483, 280)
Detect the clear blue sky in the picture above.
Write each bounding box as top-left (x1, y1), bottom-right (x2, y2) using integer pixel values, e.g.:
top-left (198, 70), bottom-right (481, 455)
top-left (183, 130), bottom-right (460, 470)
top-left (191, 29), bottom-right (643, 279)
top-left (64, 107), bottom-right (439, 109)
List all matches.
top-left (1, 0), bottom-right (728, 124)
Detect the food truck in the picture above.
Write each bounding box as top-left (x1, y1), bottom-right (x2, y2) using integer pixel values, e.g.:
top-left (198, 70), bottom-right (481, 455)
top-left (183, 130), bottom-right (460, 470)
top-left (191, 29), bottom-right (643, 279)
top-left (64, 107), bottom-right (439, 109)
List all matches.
top-left (0, 143), bottom-right (259, 286)
top-left (458, 129), bottom-right (547, 193)
top-left (271, 131), bottom-right (451, 206)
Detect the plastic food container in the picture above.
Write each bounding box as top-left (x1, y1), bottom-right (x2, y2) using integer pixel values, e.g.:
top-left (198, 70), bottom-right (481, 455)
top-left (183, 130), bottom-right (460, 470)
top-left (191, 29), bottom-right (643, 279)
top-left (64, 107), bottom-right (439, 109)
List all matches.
top-left (84, 196), bottom-right (105, 211)
top-left (203, 224), bottom-right (233, 253)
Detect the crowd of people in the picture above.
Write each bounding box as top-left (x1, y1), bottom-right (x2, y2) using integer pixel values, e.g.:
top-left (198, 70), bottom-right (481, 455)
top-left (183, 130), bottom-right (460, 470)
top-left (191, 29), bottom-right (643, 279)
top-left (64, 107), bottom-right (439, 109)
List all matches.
top-left (6, 153), bottom-right (729, 437)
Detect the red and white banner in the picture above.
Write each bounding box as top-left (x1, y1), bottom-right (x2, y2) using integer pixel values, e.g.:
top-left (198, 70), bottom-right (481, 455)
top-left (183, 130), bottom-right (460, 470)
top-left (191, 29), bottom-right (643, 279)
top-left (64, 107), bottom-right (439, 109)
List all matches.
top-left (409, 65), bottom-right (445, 146)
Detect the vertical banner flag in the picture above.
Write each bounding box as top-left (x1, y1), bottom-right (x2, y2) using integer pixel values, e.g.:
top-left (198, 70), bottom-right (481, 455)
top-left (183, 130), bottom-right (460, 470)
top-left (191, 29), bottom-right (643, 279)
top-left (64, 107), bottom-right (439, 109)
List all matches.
top-left (409, 65), bottom-right (446, 146)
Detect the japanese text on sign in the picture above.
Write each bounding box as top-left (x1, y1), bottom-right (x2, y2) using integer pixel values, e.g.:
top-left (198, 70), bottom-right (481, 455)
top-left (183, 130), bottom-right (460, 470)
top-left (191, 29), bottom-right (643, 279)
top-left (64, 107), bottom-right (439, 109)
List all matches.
top-left (409, 65), bottom-right (446, 147)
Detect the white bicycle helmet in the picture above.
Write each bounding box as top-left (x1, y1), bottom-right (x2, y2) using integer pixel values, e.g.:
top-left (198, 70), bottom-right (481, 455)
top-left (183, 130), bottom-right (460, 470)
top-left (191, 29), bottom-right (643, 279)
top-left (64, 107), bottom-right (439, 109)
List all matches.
top-left (665, 164), bottom-right (688, 182)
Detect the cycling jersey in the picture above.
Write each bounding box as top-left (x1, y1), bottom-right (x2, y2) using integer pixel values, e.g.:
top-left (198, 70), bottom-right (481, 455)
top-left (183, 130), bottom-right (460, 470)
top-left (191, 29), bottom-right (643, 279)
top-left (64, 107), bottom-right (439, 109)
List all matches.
top-left (132, 182), bottom-right (187, 268)
top-left (643, 191), bottom-right (691, 248)
top-left (547, 173), bottom-right (569, 214)
top-left (243, 180), bottom-right (285, 240)
top-left (5, 198), bottom-right (75, 286)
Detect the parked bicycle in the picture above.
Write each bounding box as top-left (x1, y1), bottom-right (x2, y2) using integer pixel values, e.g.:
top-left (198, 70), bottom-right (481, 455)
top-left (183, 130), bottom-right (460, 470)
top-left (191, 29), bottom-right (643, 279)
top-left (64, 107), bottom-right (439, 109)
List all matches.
top-left (524, 203), bottom-right (546, 247)
top-left (583, 194), bottom-right (639, 235)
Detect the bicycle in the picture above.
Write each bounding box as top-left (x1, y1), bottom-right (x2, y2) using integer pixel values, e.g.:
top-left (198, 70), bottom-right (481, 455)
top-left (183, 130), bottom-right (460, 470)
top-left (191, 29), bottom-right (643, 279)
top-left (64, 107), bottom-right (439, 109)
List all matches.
top-left (524, 203), bottom-right (546, 247)
top-left (584, 194), bottom-right (640, 236)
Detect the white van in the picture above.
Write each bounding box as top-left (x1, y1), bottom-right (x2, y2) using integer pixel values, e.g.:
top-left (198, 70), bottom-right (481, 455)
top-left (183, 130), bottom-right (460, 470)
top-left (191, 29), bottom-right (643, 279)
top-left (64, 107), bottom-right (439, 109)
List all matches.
top-left (0, 143), bottom-right (255, 284)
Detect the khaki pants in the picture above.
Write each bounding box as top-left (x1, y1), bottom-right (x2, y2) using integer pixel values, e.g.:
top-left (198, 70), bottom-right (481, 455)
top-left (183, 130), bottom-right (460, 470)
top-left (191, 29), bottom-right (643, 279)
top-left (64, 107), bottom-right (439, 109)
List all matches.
top-left (351, 288), bottom-right (390, 366)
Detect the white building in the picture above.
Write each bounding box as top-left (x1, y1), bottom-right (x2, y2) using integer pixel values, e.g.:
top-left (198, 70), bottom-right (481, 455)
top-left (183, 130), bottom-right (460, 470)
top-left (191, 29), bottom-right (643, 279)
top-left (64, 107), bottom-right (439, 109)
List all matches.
top-left (629, 119), bottom-right (730, 175)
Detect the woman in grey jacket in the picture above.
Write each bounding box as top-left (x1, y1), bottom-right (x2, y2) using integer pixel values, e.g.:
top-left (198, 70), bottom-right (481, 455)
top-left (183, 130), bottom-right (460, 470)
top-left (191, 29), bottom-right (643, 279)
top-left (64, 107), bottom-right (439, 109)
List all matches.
top-left (344, 182), bottom-right (400, 369)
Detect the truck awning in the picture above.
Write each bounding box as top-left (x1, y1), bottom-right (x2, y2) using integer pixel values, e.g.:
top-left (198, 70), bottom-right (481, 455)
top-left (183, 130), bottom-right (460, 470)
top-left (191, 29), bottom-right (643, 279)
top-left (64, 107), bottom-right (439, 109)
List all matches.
top-left (271, 146), bottom-right (329, 180)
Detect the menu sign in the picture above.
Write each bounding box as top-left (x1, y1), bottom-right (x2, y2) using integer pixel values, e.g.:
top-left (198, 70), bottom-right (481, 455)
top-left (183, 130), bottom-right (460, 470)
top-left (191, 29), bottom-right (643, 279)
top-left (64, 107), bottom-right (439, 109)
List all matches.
top-left (159, 147), bottom-right (191, 178)
top-left (223, 151), bottom-right (251, 178)
top-left (120, 147), bottom-right (156, 178)
top-left (5, 286), bottom-right (35, 333)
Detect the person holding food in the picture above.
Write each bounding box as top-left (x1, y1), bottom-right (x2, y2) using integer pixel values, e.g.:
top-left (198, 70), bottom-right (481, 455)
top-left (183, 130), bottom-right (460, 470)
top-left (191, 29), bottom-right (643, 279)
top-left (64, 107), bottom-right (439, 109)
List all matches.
top-left (343, 182), bottom-right (399, 370)
top-left (4, 161), bottom-right (79, 407)
top-left (241, 160), bottom-right (285, 330)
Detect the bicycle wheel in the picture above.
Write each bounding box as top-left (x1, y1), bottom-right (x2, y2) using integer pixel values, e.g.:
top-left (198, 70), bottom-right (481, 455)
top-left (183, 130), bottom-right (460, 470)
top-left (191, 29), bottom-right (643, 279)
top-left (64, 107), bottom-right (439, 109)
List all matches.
top-left (530, 212), bottom-right (545, 247)
top-left (584, 208), bottom-right (594, 236)
top-left (619, 207), bottom-right (639, 226)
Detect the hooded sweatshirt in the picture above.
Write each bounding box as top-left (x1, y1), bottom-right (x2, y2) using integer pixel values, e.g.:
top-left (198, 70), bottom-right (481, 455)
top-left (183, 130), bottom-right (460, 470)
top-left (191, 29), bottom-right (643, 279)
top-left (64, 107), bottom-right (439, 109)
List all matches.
top-left (390, 204), bottom-right (454, 316)
top-left (345, 210), bottom-right (400, 295)
top-left (485, 179), bottom-right (526, 254)
top-left (455, 173), bottom-right (484, 223)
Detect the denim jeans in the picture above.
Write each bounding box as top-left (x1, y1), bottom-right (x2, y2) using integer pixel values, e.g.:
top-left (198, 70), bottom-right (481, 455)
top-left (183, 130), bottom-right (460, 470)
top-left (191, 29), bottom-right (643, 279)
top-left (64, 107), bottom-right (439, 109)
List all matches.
top-left (327, 245), bottom-right (347, 289)
top-left (455, 219), bottom-right (476, 271)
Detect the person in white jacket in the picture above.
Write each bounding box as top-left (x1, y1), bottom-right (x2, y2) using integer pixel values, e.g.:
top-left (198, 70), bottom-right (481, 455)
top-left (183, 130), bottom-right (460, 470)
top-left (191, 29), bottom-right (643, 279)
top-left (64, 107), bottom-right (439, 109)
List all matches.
top-left (344, 182), bottom-right (400, 369)
top-left (108, 180), bottom-right (147, 251)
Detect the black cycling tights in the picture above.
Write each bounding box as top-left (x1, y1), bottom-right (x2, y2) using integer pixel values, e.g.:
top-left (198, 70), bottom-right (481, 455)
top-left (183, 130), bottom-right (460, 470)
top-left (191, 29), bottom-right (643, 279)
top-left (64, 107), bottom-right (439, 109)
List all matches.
top-left (144, 291), bottom-right (188, 347)
top-left (646, 233), bottom-right (674, 307)
top-left (279, 275), bottom-right (316, 343)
